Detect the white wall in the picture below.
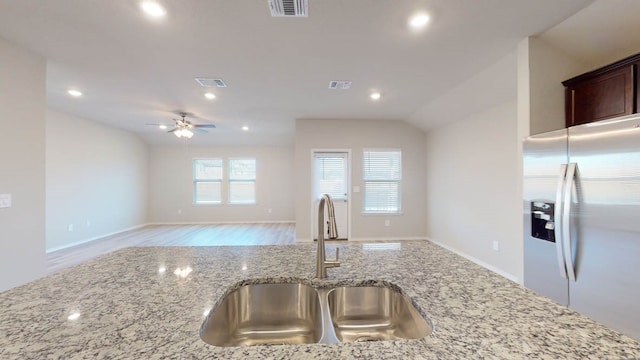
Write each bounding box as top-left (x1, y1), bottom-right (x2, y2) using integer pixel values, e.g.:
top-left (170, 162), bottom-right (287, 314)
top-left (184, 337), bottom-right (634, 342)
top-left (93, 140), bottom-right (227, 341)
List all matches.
top-left (295, 119), bottom-right (427, 241)
top-left (419, 50), bottom-right (522, 281)
top-left (45, 109), bottom-right (148, 251)
top-left (148, 145), bottom-right (295, 223)
top-left (528, 37), bottom-right (591, 135)
top-left (0, 37), bottom-right (46, 291)
top-left (425, 101), bottom-right (520, 281)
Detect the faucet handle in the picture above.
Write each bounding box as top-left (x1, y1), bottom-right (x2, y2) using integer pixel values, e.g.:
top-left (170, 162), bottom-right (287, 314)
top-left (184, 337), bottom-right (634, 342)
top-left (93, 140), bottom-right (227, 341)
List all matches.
top-left (325, 248), bottom-right (341, 269)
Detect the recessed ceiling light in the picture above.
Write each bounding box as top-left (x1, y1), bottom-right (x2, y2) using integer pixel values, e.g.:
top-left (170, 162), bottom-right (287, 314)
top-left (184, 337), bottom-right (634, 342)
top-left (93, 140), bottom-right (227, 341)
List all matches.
top-left (140, 1), bottom-right (166, 18)
top-left (242, 126), bottom-right (249, 131)
top-left (204, 92), bottom-right (216, 100)
top-left (159, 124), bottom-right (167, 130)
top-left (370, 92), bottom-right (381, 100)
top-left (408, 13), bottom-right (430, 29)
top-left (67, 89), bottom-right (83, 97)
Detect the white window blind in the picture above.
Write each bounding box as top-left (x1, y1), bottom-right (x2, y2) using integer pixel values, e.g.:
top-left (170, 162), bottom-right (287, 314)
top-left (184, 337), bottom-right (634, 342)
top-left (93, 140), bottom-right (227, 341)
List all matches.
top-left (229, 159), bottom-right (256, 204)
top-left (363, 150), bottom-right (401, 213)
top-left (314, 154), bottom-right (347, 200)
top-left (193, 159), bottom-right (223, 204)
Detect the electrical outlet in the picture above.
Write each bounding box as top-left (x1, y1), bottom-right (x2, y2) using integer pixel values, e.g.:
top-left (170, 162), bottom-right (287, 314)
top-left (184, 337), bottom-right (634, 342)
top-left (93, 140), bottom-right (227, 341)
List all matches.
top-left (268, 208), bottom-right (272, 213)
top-left (384, 219), bottom-right (391, 227)
top-left (86, 220), bottom-right (91, 228)
top-left (493, 241), bottom-right (500, 252)
top-left (68, 224), bottom-right (74, 232)
top-left (177, 209), bottom-right (182, 215)
top-left (0, 194), bottom-right (11, 208)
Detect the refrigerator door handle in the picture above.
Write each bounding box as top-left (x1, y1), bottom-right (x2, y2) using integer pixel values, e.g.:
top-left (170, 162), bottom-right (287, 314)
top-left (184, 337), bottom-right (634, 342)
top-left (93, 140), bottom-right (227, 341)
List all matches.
top-left (562, 162), bottom-right (577, 282)
top-left (555, 164), bottom-right (568, 279)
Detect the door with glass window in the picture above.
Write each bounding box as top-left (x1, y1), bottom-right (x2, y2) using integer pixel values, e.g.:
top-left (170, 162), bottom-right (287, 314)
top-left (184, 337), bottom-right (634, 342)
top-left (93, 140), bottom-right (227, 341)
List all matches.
top-left (312, 152), bottom-right (349, 240)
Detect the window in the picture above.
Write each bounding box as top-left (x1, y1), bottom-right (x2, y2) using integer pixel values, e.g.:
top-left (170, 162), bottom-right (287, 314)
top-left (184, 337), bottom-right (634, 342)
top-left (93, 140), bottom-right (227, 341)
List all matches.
top-left (228, 159), bottom-right (256, 204)
top-left (314, 153), bottom-right (347, 201)
top-left (362, 150), bottom-right (401, 213)
top-left (193, 159), bottom-right (223, 204)
top-left (193, 158), bottom-right (257, 205)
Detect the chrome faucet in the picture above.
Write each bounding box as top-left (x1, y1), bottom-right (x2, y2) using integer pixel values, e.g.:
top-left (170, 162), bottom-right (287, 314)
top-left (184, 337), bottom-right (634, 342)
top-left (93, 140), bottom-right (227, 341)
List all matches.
top-left (316, 196), bottom-right (340, 279)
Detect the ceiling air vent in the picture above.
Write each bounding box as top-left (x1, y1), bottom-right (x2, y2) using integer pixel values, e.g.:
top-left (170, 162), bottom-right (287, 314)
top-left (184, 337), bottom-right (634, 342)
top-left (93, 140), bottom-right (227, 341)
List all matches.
top-left (195, 78), bottom-right (227, 88)
top-left (268, 0), bottom-right (308, 17)
top-left (328, 81), bottom-right (352, 90)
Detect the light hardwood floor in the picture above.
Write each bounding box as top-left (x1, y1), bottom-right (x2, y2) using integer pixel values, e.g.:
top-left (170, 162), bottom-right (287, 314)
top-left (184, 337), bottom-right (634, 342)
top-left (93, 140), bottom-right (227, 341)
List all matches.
top-left (45, 223), bottom-right (296, 275)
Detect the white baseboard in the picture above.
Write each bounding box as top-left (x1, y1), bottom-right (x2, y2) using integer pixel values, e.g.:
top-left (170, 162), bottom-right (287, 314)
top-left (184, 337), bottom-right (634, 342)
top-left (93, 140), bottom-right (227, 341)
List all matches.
top-left (427, 237), bottom-right (519, 284)
top-left (348, 236), bottom-right (428, 242)
top-left (296, 237), bottom-right (427, 243)
top-left (147, 220), bottom-right (296, 225)
top-left (46, 223), bottom-right (150, 253)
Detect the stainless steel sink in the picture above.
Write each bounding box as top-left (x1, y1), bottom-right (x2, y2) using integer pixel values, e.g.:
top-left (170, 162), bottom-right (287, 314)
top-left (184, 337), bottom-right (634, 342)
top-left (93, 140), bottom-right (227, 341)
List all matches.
top-left (200, 281), bottom-right (431, 347)
top-left (200, 283), bottom-right (323, 346)
top-left (327, 286), bottom-right (432, 343)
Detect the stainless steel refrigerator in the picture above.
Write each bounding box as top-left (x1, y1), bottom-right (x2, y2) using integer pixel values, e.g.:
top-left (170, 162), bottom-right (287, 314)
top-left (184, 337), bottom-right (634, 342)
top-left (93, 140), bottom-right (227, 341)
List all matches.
top-left (523, 114), bottom-right (640, 341)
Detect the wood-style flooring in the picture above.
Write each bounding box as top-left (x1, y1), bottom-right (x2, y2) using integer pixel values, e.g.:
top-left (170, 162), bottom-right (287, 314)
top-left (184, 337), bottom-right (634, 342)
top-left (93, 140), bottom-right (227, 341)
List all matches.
top-left (45, 223), bottom-right (296, 275)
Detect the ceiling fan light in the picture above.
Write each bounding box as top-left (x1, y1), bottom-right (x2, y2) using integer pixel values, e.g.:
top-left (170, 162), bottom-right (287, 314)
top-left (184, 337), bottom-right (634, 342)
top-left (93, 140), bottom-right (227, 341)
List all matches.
top-left (174, 128), bottom-right (193, 139)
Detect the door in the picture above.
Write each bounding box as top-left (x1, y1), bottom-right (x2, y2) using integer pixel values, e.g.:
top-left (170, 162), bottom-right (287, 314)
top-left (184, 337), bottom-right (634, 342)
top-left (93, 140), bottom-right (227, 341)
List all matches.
top-left (312, 152), bottom-right (349, 240)
top-left (566, 115), bottom-right (640, 340)
top-left (523, 128), bottom-right (569, 306)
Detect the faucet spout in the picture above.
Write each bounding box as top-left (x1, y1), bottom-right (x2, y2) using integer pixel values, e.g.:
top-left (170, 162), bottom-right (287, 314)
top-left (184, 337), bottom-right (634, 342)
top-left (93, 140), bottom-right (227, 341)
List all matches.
top-left (316, 195), bottom-right (340, 279)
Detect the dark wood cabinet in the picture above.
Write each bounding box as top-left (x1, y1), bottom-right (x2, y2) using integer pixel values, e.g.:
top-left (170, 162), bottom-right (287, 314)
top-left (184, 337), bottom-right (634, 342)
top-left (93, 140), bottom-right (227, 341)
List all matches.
top-left (562, 53), bottom-right (640, 127)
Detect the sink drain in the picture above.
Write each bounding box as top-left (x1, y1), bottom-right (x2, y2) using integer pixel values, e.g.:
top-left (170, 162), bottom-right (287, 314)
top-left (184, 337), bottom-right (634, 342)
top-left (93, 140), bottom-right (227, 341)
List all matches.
top-left (354, 336), bottom-right (384, 342)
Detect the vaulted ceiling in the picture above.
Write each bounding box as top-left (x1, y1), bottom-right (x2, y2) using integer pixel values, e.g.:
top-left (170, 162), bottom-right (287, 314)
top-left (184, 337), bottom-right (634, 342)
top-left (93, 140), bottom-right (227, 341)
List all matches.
top-left (0, 0), bottom-right (599, 145)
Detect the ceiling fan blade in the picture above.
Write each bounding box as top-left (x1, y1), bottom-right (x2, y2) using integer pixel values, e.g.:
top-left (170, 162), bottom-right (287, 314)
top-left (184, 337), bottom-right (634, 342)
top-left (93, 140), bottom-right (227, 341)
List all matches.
top-left (167, 127), bottom-right (179, 133)
top-left (193, 124), bottom-right (216, 128)
top-left (192, 128), bottom-right (208, 134)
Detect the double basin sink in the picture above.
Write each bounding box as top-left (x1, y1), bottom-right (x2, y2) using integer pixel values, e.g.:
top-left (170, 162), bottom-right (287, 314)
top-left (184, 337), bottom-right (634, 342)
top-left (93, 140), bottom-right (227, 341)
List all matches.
top-left (200, 280), bottom-right (432, 347)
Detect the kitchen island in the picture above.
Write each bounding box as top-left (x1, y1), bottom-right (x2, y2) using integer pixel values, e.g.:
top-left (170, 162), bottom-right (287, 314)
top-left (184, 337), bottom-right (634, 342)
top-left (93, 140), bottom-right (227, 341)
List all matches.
top-left (1, 241), bottom-right (639, 359)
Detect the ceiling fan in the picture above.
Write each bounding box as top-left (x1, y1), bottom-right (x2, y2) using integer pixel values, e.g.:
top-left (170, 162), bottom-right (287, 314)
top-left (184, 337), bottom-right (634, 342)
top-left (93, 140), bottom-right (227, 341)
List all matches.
top-left (147, 111), bottom-right (216, 138)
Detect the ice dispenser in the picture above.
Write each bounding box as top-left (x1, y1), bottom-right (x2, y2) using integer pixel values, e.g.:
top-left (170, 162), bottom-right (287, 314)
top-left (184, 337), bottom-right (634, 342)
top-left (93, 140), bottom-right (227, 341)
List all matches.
top-left (531, 201), bottom-right (555, 242)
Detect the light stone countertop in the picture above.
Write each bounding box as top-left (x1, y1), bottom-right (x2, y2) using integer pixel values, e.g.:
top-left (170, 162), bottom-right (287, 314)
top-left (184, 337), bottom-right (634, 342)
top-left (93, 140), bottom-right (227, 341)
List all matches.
top-left (1, 241), bottom-right (639, 359)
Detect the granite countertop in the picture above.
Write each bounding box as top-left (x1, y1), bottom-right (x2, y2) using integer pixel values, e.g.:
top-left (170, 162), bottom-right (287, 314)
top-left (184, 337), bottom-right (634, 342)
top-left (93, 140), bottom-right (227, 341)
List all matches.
top-left (1, 241), bottom-right (639, 359)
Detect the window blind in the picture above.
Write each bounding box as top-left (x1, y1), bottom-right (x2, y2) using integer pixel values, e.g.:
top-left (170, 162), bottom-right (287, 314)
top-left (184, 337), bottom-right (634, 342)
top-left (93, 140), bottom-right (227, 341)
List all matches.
top-left (229, 159), bottom-right (256, 204)
top-left (363, 150), bottom-right (401, 213)
top-left (314, 155), bottom-right (347, 200)
top-left (193, 159), bottom-right (223, 204)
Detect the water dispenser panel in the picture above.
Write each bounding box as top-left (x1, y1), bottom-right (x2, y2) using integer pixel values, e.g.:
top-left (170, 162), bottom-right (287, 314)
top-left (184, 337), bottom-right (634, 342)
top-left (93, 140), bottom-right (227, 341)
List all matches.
top-left (531, 201), bottom-right (555, 242)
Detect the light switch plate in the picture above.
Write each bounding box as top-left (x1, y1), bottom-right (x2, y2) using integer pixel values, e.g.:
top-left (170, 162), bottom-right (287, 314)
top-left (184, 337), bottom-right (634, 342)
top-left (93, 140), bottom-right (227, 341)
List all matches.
top-left (0, 194), bottom-right (11, 208)
top-left (353, 186), bottom-right (360, 193)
